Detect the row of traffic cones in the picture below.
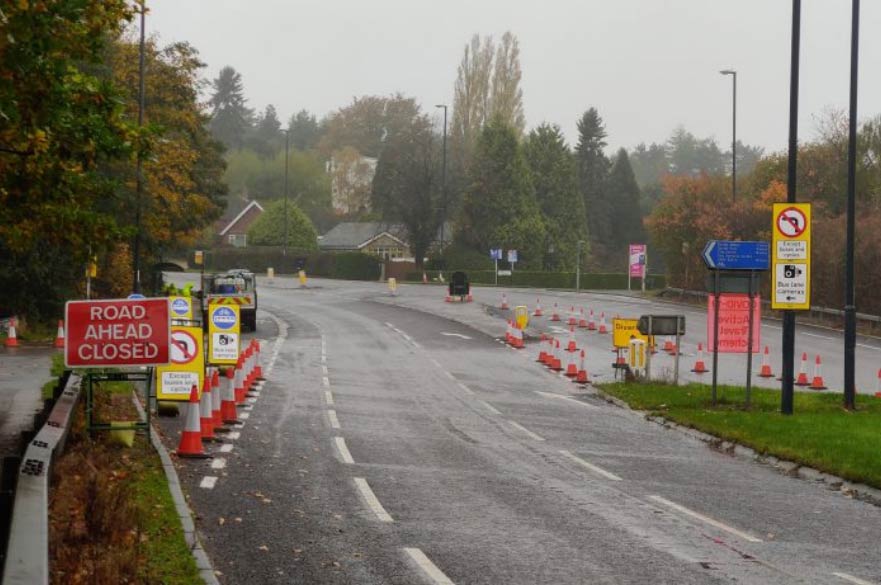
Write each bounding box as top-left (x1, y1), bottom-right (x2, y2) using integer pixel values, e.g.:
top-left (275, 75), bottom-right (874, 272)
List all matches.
top-left (505, 320), bottom-right (524, 349)
top-left (537, 334), bottom-right (590, 384)
top-left (5, 318), bottom-right (66, 348)
top-left (177, 339), bottom-right (266, 458)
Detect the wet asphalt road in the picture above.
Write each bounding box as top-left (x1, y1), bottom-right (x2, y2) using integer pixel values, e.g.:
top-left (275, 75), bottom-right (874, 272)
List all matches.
top-left (0, 346), bottom-right (53, 457)
top-left (159, 275), bottom-right (881, 584)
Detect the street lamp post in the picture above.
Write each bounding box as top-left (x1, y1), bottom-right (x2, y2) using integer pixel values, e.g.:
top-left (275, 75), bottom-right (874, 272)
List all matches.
top-left (133, 0), bottom-right (147, 293)
top-left (844, 0), bottom-right (860, 410)
top-left (435, 104), bottom-right (448, 253)
top-left (575, 240), bottom-right (585, 293)
top-left (720, 69), bottom-right (737, 203)
top-left (283, 128), bottom-right (289, 258)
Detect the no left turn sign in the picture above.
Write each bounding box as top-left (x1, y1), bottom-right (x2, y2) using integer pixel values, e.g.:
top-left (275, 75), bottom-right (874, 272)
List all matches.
top-left (776, 207), bottom-right (807, 238)
top-left (170, 330), bottom-right (198, 364)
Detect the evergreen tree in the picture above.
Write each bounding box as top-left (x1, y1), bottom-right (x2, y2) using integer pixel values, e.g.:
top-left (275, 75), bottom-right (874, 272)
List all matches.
top-left (249, 104), bottom-right (283, 159)
top-left (208, 66), bottom-right (253, 150)
top-left (607, 148), bottom-right (645, 257)
top-left (288, 109), bottom-right (321, 150)
top-left (523, 124), bottom-right (587, 270)
top-left (459, 120), bottom-right (546, 267)
top-left (575, 108), bottom-right (611, 263)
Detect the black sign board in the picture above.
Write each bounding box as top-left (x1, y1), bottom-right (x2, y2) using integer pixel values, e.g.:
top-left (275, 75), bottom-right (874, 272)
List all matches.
top-left (637, 315), bottom-right (685, 336)
top-left (704, 271), bottom-right (761, 294)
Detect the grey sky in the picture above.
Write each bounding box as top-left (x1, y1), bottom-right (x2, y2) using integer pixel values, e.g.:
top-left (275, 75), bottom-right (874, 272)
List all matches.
top-left (149, 0), bottom-right (880, 155)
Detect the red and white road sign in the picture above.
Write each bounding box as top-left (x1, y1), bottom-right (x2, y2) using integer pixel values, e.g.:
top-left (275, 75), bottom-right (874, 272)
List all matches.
top-left (65, 298), bottom-right (171, 367)
top-left (170, 329), bottom-right (198, 364)
top-left (775, 207), bottom-right (807, 238)
top-left (707, 294), bottom-right (761, 354)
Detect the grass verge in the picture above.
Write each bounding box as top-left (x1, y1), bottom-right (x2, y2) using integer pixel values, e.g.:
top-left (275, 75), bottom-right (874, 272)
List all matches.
top-left (598, 382), bottom-right (881, 489)
top-left (49, 382), bottom-right (201, 584)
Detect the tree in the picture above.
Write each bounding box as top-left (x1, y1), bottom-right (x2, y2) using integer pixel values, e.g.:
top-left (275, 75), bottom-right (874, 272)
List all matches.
top-left (450, 34), bottom-right (495, 171)
top-left (318, 94), bottom-right (423, 159)
top-left (247, 200), bottom-right (319, 249)
top-left (607, 149), bottom-right (645, 259)
top-left (372, 110), bottom-right (442, 270)
top-left (288, 109), bottom-right (321, 150)
top-left (575, 108), bottom-right (612, 265)
top-left (523, 124), bottom-right (587, 270)
top-left (666, 127), bottom-right (725, 176)
top-left (490, 31), bottom-right (525, 136)
top-left (459, 121), bottom-right (545, 267)
top-left (328, 146), bottom-right (376, 216)
top-left (248, 104), bottom-right (283, 159)
top-left (209, 66), bottom-right (253, 150)
top-left (629, 142), bottom-right (669, 187)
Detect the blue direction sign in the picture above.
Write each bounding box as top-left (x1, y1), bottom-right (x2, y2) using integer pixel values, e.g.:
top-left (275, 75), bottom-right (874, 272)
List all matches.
top-left (702, 240), bottom-right (770, 271)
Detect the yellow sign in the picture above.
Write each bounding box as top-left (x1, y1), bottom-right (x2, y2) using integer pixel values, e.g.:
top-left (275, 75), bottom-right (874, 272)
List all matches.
top-left (207, 303), bottom-right (240, 365)
top-left (156, 326), bottom-right (205, 401)
top-left (612, 318), bottom-right (649, 349)
top-left (298, 270), bottom-right (307, 286)
top-left (514, 306), bottom-right (529, 330)
top-left (771, 203), bottom-right (811, 310)
top-left (169, 295), bottom-right (192, 320)
top-left (388, 277), bottom-right (397, 291)
top-left (194, 250), bottom-right (203, 265)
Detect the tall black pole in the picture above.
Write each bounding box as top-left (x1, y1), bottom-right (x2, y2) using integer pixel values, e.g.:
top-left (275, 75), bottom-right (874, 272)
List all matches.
top-left (133, 1), bottom-right (146, 293)
top-left (781, 0), bottom-right (801, 416)
top-left (283, 129), bottom-right (289, 258)
top-left (436, 104), bottom-right (448, 251)
top-left (732, 71), bottom-right (737, 203)
top-left (844, 0), bottom-right (860, 410)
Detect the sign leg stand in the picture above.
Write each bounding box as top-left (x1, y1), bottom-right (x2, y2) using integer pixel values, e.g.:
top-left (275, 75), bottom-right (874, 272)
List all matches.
top-left (745, 273), bottom-right (755, 409)
top-left (674, 323), bottom-right (681, 386)
top-left (712, 271), bottom-right (720, 405)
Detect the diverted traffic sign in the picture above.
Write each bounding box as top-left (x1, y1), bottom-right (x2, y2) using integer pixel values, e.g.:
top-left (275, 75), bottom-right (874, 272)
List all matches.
top-left (207, 303), bottom-right (240, 365)
top-left (772, 203), bottom-right (811, 310)
top-left (155, 325), bottom-right (204, 401)
top-left (65, 298), bottom-right (171, 367)
top-left (707, 294), bottom-right (761, 353)
top-left (612, 318), bottom-right (650, 349)
top-left (702, 240), bottom-right (770, 271)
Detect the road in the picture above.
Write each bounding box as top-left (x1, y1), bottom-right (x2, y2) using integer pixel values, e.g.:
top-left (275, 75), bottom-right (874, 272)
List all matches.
top-left (0, 347), bottom-right (53, 458)
top-left (161, 275), bottom-right (881, 584)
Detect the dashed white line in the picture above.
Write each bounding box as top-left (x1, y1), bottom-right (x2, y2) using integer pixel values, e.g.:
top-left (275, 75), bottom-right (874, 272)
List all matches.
top-left (801, 332), bottom-right (827, 339)
top-left (834, 572), bottom-right (878, 585)
top-left (457, 382), bottom-right (474, 395)
top-left (199, 476), bottom-right (218, 489)
top-left (328, 409), bottom-right (341, 429)
top-left (559, 450), bottom-right (622, 481)
top-left (325, 390), bottom-right (334, 405)
top-left (508, 421), bottom-right (545, 441)
top-left (247, 397), bottom-right (257, 403)
top-left (322, 376), bottom-right (330, 387)
top-left (239, 412), bottom-right (250, 420)
top-left (354, 478), bottom-right (393, 522)
top-left (227, 431), bottom-right (240, 440)
top-left (648, 495), bottom-right (762, 543)
top-left (857, 343), bottom-right (881, 351)
top-left (404, 548), bottom-right (455, 584)
top-left (321, 354), bottom-right (327, 363)
top-left (244, 404), bottom-right (254, 411)
top-left (429, 358), bottom-right (442, 368)
top-left (219, 443), bottom-right (234, 453)
top-left (334, 436), bottom-right (354, 464)
top-left (535, 391), bottom-right (599, 410)
top-left (322, 365), bottom-right (329, 375)
top-left (211, 458), bottom-right (227, 470)
top-left (444, 370), bottom-right (456, 381)
top-left (479, 400), bottom-right (501, 415)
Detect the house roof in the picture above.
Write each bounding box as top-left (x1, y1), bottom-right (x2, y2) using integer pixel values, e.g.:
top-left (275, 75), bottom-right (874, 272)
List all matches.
top-left (219, 200), bottom-right (264, 236)
top-left (319, 222), bottom-right (407, 250)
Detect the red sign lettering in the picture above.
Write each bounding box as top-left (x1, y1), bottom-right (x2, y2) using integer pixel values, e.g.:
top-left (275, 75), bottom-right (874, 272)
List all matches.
top-left (707, 294), bottom-right (761, 354)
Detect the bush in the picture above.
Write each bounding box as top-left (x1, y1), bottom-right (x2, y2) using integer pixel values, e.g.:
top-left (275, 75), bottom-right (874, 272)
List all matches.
top-left (401, 269), bottom-right (665, 290)
top-left (247, 201), bottom-right (319, 249)
top-left (203, 247), bottom-right (381, 281)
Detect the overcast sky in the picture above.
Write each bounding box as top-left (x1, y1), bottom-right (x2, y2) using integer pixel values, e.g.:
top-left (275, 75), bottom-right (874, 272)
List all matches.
top-left (148, 0), bottom-right (879, 154)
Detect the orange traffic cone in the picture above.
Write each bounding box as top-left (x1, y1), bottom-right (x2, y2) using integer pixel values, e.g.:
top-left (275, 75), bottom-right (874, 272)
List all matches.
top-left (542, 337), bottom-right (555, 366)
top-left (614, 348), bottom-right (627, 367)
top-left (567, 307), bottom-right (577, 327)
top-left (505, 320), bottom-right (513, 345)
top-left (235, 357), bottom-right (247, 403)
top-left (587, 309), bottom-right (597, 331)
top-left (199, 377), bottom-right (215, 441)
top-left (551, 303), bottom-right (561, 322)
top-left (466, 293), bottom-right (473, 302)
top-left (177, 385), bottom-right (209, 458)
top-left (565, 348), bottom-right (578, 377)
top-left (254, 340), bottom-right (265, 380)
top-left (758, 346), bottom-right (774, 378)
top-left (795, 352), bottom-right (810, 386)
top-left (53, 320), bottom-right (65, 349)
top-left (809, 355), bottom-right (827, 390)
top-left (533, 298), bottom-right (544, 317)
top-left (445, 294), bottom-right (452, 302)
top-left (423, 272), bottom-right (428, 284)
top-left (500, 293), bottom-right (509, 310)
top-left (550, 340), bottom-right (563, 371)
top-left (210, 369), bottom-right (224, 430)
top-left (221, 368), bottom-right (241, 424)
top-left (578, 308), bottom-right (588, 328)
top-left (662, 336), bottom-right (675, 353)
top-left (875, 368), bottom-right (881, 398)
top-left (574, 350), bottom-right (590, 384)
top-left (566, 325), bottom-right (577, 352)
top-left (691, 343), bottom-right (709, 373)
top-left (597, 313), bottom-right (608, 334)
top-left (537, 334), bottom-right (548, 362)
top-left (4, 317), bottom-right (19, 348)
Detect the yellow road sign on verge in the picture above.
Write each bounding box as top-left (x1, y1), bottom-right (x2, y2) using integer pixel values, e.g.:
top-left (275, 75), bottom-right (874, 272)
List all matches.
top-left (207, 303), bottom-right (240, 365)
top-left (156, 325), bottom-right (204, 401)
top-left (612, 318), bottom-right (650, 349)
top-left (514, 306), bottom-right (529, 330)
top-left (771, 202), bottom-right (811, 310)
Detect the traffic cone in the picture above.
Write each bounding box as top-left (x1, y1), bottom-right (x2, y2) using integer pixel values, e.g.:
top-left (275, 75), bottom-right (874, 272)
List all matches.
top-left (210, 369), bottom-right (224, 430)
top-left (4, 317), bottom-right (19, 348)
top-left (500, 293), bottom-right (509, 310)
top-left (574, 350), bottom-right (590, 384)
top-left (691, 343), bottom-right (709, 373)
top-left (566, 325), bottom-right (577, 352)
top-left (512, 325), bottom-right (524, 349)
top-left (564, 346), bottom-right (579, 377)
top-left (578, 308), bottom-right (588, 328)
top-left (758, 346), bottom-right (774, 378)
top-left (587, 309), bottom-right (597, 331)
top-left (53, 320), bottom-right (65, 349)
top-left (551, 340), bottom-right (563, 371)
top-left (466, 292), bottom-right (473, 302)
top-left (423, 272), bottom-right (428, 284)
top-left (221, 368), bottom-right (241, 424)
top-left (199, 377), bottom-right (215, 441)
top-left (537, 334), bottom-right (548, 363)
top-left (567, 307), bottom-right (577, 327)
top-left (533, 299), bottom-right (544, 317)
top-left (597, 313), bottom-right (608, 334)
top-left (795, 352), bottom-right (810, 386)
top-left (233, 357), bottom-right (244, 403)
top-left (551, 303), bottom-right (561, 322)
top-left (445, 293), bottom-right (452, 302)
top-left (615, 349), bottom-right (627, 367)
top-left (662, 336), bottom-right (675, 353)
top-left (542, 337), bottom-right (555, 366)
top-left (809, 355), bottom-right (827, 390)
top-left (177, 385), bottom-right (209, 458)
top-left (254, 340), bottom-right (265, 380)
top-left (875, 369), bottom-right (881, 398)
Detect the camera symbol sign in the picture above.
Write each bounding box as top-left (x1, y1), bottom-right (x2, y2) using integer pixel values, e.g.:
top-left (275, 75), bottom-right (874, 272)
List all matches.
top-left (170, 330), bottom-right (198, 364)
top-left (776, 207), bottom-right (807, 238)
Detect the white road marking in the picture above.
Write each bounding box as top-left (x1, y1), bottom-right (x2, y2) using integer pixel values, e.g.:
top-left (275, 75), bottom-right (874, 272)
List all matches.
top-left (559, 450), bottom-right (622, 481)
top-left (457, 382), bottom-right (474, 395)
top-left (322, 376), bottom-right (330, 387)
top-left (535, 391), bottom-right (599, 410)
top-left (857, 343), bottom-right (881, 351)
top-left (328, 409), bottom-right (341, 429)
top-left (211, 458), bottom-right (227, 470)
top-left (325, 390), bottom-right (334, 405)
top-left (200, 476), bottom-right (218, 489)
top-left (227, 431), bottom-right (240, 440)
top-left (322, 365), bottom-right (329, 375)
top-left (430, 358), bottom-right (442, 368)
top-left (321, 354), bottom-right (327, 363)
top-left (239, 412), bottom-right (250, 420)
top-left (441, 332), bottom-right (472, 340)
top-left (247, 397), bottom-right (257, 403)
top-left (244, 404), bottom-right (254, 411)
top-left (801, 332), bottom-right (827, 339)
top-left (334, 437), bottom-right (354, 464)
top-left (385, 322), bottom-right (421, 349)
top-left (833, 572), bottom-right (878, 585)
top-left (353, 478), bottom-right (393, 522)
top-left (479, 400), bottom-right (501, 415)
top-left (403, 548), bottom-right (455, 585)
top-left (444, 371), bottom-right (456, 381)
top-left (648, 495), bottom-right (762, 543)
top-left (508, 421), bottom-right (545, 441)
top-left (219, 443), bottom-right (234, 453)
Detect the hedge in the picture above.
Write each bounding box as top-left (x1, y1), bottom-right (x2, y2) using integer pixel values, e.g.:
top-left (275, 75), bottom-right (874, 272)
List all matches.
top-left (202, 247), bottom-right (381, 281)
top-left (404, 269), bottom-right (666, 290)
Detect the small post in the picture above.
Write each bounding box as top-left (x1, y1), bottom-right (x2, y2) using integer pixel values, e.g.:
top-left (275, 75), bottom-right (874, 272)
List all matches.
top-left (673, 316), bottom-right (682, 385)
top-left (712, 270), bottom-right (721, 405)
top-left (645, 315), bottom-right (653, 380)
top-left (745, 271), bottom-right (756, 408)
top-left (642, 248), bottom-right (648, 293)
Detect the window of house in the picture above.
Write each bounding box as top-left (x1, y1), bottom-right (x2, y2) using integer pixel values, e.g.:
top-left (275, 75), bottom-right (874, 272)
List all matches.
top-left (228, 233), bottom-right (247, 248)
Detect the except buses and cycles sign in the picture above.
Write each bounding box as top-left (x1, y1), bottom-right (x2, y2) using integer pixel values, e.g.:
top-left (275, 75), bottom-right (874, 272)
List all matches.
top-left (65, 298), bottom-right (171, 367)
top-left (156, 325), bottom-right (204, 401)
top-left (207, 303), bottom-right (240, 365)
top-left (772, 202), bottom-right (812, 310)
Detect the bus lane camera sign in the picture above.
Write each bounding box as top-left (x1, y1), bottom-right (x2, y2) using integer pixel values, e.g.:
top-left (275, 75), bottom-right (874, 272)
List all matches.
top-left (208, 304), bottom-right (240, 364)
top-left (155, 326), bottom-right (204, 401)
top-left (65, 298), bottom-right (171, 367)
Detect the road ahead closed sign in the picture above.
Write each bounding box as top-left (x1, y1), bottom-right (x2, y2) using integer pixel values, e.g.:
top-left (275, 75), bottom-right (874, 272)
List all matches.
top-left (65, 298), bottom-right (171, 367)
top-left (207, 304), bottom-right (240, 365)
top-left (772, 203), bottom-right (811, 310)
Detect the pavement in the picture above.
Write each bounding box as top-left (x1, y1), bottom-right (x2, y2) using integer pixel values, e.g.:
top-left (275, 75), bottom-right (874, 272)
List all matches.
top-left (158, 274), bottom-right (881, 585)
top-left (0, 346), bottom-right (54, 458)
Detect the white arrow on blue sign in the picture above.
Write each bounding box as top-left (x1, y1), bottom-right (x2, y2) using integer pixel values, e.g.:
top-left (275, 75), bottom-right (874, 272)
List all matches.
top-left (702, 240), bottom-right (770, 271)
